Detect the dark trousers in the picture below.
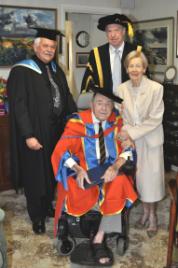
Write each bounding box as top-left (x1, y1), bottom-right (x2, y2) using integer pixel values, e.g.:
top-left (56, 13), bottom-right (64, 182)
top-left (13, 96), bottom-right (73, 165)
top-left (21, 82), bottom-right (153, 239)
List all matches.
top-left (24, 190), bottom-right (54, 222)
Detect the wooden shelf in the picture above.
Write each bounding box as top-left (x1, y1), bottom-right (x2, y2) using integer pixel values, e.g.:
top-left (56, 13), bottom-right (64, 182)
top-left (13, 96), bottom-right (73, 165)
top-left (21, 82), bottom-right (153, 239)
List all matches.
top-left (0, 115), bottom-right (12, 191)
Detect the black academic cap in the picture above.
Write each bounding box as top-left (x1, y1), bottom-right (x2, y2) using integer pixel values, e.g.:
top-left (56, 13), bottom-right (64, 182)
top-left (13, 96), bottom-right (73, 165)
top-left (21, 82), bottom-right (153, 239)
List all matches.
top-left (90, 85), bottom-right (123, 103)
top-left (97, 13), bottom-right (132, 31)
top-left (31, 27), bottom-right (64, 40)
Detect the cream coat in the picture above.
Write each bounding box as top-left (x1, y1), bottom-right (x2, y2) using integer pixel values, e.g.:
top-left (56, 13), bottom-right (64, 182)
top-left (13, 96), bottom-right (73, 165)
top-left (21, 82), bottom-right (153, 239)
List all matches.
top-left (117, 76), bottom-right (165, 202)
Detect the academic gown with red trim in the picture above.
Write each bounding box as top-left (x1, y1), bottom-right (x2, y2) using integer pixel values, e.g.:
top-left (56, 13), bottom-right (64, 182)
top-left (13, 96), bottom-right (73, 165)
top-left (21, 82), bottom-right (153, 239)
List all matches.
top-left (51, 109), bottom-right (137, 234)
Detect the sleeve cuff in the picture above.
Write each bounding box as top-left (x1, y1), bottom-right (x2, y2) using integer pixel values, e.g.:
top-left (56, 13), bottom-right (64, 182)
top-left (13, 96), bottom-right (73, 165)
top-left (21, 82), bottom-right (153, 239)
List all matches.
top-left (119, 150), bottom-right (133, 160)
top-left (64, 157), bottom-right (78, 169)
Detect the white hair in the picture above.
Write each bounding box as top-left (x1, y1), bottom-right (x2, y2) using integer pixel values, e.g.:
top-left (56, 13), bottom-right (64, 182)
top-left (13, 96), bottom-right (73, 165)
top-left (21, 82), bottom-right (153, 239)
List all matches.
top-left (33, 37), bottom-right (41, 51)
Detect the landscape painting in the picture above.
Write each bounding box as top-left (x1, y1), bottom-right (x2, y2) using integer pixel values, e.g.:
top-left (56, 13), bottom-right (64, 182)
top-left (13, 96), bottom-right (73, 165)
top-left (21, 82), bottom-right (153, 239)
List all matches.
top-left (133, 17), bottom-right (174, 73)
top-left (0, 5), bottom-right (57, 66)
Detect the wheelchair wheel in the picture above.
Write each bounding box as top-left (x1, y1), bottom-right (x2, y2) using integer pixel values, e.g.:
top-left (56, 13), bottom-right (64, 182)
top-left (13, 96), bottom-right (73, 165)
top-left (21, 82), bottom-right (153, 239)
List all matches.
top-left (116, 237), bottom-right (128, 256)
top-left (56, 236), bottom-right (76, 256)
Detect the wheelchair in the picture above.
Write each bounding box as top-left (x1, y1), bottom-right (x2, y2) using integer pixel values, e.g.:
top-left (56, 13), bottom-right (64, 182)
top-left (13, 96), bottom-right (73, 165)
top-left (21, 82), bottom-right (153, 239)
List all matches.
top-left (55, 208), bottom-right (129, 257)
top-left (55, 151), bottom-right (136, 262)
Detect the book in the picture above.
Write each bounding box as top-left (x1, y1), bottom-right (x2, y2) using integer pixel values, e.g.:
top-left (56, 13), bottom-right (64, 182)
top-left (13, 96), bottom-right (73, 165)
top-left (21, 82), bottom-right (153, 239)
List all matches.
top-left (84, 163), bottom-right (111, 189)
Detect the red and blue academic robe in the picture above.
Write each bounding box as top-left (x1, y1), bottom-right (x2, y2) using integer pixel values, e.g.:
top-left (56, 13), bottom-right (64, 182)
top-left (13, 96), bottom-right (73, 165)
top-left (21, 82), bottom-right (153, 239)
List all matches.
top-left (51, 109), bottom-right (137, 235)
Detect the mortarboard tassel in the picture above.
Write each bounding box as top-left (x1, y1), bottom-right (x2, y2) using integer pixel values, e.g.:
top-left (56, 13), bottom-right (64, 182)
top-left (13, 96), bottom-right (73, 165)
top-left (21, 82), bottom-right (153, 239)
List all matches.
top-left (127, 22), bottom-right (134, 39)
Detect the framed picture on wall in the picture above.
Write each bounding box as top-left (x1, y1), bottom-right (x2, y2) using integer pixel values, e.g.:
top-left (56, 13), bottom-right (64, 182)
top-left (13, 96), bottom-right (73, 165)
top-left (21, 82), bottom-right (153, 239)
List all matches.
top-left (76, 52), bottom-right (89, 68)
top-left (0, 5), bottom-right (57, 67)
top-left (133, 17), bottom-right (174, 73)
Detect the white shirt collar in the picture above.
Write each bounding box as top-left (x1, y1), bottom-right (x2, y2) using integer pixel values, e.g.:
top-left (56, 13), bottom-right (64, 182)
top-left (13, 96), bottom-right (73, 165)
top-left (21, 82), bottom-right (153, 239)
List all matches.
top-left (92, 112), bottom-right (106, 126)
top-left (109, 41), bottom-right (125, 55)
top-left (92, 112), bottom-right (100, 123)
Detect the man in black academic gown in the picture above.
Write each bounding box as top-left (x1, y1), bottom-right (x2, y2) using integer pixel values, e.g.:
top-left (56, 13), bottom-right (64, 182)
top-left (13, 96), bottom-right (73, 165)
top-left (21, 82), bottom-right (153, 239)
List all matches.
top-left (7, 28), bottom-right (77, 234)
top-left (81, 13), bottom-right (138, 94)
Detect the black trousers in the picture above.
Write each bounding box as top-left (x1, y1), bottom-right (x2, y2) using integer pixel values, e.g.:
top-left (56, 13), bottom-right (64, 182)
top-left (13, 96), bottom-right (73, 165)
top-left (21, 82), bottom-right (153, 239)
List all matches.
top-left (24, 189), bottom-right (55, 222)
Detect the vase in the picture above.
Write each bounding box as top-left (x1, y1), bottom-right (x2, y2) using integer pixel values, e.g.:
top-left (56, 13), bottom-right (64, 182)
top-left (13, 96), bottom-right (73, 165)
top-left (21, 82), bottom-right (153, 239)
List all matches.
top-left (0, 209), bottom-right (7, 268)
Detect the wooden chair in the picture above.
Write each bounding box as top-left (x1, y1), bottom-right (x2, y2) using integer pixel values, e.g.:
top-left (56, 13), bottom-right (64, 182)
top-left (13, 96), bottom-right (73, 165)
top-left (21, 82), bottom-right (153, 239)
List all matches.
top-left (165, 173), bottom-right (178, 268)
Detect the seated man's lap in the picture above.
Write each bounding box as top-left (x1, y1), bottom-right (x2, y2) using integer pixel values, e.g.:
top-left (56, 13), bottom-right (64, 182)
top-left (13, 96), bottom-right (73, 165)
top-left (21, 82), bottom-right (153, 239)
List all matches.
top-left (65, 174), bottom-right (136, 216)
top-left (100, 174), bottom-right (137, 215)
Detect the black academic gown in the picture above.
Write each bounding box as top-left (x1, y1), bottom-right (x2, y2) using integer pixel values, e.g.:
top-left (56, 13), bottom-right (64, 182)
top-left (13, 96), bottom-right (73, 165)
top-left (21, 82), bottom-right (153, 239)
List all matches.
top-left (81, 42), bottom-right (137, 92)
top-left (7, 56), bottom-right (77, 221)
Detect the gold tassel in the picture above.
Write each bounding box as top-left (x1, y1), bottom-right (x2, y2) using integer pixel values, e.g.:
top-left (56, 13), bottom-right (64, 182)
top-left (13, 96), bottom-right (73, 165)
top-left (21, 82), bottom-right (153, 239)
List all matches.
top-left (127, 22), bottom-right (134, 39)
top-left (136, 45), bottom-right (142, 53)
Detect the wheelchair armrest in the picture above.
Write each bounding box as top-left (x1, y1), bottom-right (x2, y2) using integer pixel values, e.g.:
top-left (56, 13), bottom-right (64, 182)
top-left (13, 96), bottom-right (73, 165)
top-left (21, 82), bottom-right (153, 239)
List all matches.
top-left (119, 159), bottom-right (136, 177)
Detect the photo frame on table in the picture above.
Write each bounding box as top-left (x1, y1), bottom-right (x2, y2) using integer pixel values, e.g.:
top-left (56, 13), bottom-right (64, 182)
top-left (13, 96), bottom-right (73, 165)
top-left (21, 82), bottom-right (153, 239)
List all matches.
top-left (0, 5), bottom-right (57, 67)
top-left (76, 52), bottom-right (89, 68)
top-left (133, 17), bottom-right (174, 74)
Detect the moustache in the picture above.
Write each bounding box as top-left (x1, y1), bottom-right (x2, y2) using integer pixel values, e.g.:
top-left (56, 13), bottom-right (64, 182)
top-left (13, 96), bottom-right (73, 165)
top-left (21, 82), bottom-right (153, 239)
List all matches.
top-left (44, 52), bottom-right (54, 56)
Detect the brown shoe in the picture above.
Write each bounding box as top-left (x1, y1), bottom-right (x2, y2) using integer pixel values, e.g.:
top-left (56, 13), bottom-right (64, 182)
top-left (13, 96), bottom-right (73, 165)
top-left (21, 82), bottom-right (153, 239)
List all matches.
top-left (147, 214), bottom-right (157, 238)
top-left (135, 219), bottom-right (149, 229)
top-left (146, 228), bottom-right (157, 238)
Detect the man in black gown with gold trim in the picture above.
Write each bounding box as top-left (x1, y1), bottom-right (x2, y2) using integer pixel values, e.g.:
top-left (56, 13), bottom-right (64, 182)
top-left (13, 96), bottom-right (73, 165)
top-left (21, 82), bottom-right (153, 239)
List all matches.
top-left (7, 28), bottom-right (77, 234)
top-left (81, 13), bottom-right (138, 94)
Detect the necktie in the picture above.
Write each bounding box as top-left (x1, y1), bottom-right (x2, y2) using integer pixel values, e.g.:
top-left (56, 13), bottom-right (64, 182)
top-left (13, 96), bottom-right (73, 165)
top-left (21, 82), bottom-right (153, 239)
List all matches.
top-left (99, 122), bottom-right (106, 164)
top-left (112, 49), bottom-right (121, 94)
top-left (46, 65), bottom-right (61, 115)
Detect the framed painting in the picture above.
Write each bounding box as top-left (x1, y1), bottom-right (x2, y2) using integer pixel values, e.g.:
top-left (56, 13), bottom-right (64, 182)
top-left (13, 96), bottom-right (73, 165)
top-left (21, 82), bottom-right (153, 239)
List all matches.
top-left (76, 52), bottom-right (89, 68)
top-left (133, 17), bottom-right (174, 73)
top-left (0, 5), bottom-right (57, 66)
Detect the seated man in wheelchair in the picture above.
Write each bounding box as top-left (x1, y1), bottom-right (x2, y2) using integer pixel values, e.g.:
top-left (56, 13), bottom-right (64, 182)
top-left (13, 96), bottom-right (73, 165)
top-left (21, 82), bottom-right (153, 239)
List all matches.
top-left (51, 86), bottom-right (137, 266)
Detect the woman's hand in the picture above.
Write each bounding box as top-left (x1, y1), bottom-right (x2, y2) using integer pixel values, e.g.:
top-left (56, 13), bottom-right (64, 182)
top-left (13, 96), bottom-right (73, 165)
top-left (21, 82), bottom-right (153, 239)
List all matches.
top-left (121, 138), bottom-right (135, 149)
top-left (118, 129), bottom-right (130, 141)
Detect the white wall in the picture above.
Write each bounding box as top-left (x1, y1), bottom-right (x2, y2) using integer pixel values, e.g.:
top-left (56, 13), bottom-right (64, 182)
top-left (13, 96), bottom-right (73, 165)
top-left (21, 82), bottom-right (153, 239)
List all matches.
top-left (68, 13), bottom-right (108, 95)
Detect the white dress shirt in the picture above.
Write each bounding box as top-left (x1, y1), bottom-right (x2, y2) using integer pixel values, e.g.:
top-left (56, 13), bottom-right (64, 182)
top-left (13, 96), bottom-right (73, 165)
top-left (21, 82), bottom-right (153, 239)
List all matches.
top-left (65, 111), bottom-right (131, 169)
top-left (109, 42), bottom-right (124, 74)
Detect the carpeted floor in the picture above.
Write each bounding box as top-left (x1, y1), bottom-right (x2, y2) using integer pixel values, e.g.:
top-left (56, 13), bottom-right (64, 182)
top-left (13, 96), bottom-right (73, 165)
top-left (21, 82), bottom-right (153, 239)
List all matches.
top-left (0, 171), bottom-right (177, 268)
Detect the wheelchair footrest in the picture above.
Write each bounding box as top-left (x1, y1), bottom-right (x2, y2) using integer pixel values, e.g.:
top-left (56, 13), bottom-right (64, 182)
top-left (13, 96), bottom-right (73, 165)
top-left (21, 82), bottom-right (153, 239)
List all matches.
top-left (70, 240), bottom-right (96, 266)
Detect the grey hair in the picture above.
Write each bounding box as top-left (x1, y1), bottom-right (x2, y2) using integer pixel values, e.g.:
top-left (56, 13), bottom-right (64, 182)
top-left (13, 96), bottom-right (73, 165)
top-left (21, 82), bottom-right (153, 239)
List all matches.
top-left (124, 50), bottom-right (148, 69)
top-left (33, 37), bottom-right (41, 49)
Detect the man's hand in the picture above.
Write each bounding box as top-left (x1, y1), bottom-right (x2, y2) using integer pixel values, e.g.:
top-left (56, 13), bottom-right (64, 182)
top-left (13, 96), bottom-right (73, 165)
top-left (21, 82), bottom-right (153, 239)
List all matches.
top-left (101, 157), bottom-right (126, 183)
top-left (26, 137), bottom-right (43, 150)
top-left (72, 164), bottom-right (91, 190)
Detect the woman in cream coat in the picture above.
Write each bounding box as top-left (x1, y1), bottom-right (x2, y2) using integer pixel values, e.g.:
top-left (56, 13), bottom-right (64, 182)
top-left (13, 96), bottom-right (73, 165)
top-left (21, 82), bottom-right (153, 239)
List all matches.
top-left (116, 50), bottom-right (165, 237)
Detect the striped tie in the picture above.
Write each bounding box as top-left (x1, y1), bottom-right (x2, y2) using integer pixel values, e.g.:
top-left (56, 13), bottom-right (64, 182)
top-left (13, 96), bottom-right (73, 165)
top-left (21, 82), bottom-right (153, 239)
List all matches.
top-left (99, 122), bottom-right (106, 164)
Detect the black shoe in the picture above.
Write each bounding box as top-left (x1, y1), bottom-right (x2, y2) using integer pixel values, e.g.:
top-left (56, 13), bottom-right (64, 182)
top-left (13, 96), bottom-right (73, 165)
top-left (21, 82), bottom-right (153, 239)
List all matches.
top-left (32, 219), bottom-right (46, 234)
top-left (46, 207), bottom-right (55, 218)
